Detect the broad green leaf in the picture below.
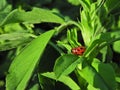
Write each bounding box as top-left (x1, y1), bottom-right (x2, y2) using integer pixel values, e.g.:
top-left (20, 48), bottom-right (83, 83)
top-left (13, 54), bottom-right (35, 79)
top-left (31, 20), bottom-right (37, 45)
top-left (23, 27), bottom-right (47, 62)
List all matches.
top-left (0, 32), bottom-right (34, 51)
top-left (77, 58), bottom-right (116, 90)
top-left (41, 72), bottom-right (81, 90)
top-left (54, 54), bottom-right (84, 78)
top-left (6, 30), bottom-right (55, 90)
top-left (91, 59), bottom-right (116, 90)
top-left (0, 7), bottom-right (64, 26)
top-left (77, 65), bottom-right (109, 90)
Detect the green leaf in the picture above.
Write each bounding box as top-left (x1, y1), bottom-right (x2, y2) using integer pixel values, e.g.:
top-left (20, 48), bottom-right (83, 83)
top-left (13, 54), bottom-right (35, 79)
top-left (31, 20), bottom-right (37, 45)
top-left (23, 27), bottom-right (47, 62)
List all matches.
top-left (0, 32), bottom-right (34, 51)
top-left (41, 72), bottom-right (81, 90)
top-left (54, 54), bottom-right (84, 78)
top-left (68, 29), bottom-right (81, 47)
top-left (104, 0), bottom-right (120, 12)
top-left (78, 0), bottom-right (93, 11)
top-left (0, 0), bottom-right (11, 24)
top-left (0, 7), bottom-right (64, 26)
top-left (6, 30), bottom-right (55, 90)
top-left (77, 58), bottom-right (116, 90)
top-left (29, 84), bottom-right (39, 90)
top-left (80, 3), bottom-right (98, 46)
top-left (112, 30), bottom-right (120, 53)
top-left (3, 23), bottom-right (33, 33)
top-left (0, 0), bottom-right (7, 10)
top-left (67, 29), bottom-right (80, 47)
top-left (77, 66), bottom-right (109, 90)
top-left (0, 0), bottom-right (11, 12)
top-left (0, 13), bottom-right (8, 24)
top-left (84, 30), bottom-right (120, 58)
top-left (116, 77), bottom-right (120, 83)
top-left (57, 41), bottom-right (72, 53)
top-left (87, 84), bottom-right (100, 90)
top-left (67, 0), bottom-right (80, 6)
top-left (113, 40), bottom-right (120, 53)
top-left (92, 59), bottom-right (116, 90)
top-left (67, 30), bottom-right (75, 47)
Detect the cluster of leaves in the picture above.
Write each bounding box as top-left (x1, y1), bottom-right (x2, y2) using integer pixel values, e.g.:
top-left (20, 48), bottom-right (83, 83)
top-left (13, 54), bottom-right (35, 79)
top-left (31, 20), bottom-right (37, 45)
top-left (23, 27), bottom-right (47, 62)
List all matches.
top-left (0, 0), bottom-right (120, 90)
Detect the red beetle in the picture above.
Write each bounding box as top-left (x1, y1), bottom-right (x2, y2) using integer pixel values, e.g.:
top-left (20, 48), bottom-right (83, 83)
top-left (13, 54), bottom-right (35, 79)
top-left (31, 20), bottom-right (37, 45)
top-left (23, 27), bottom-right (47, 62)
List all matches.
top-left (71, 46), bottom-right (86, 55)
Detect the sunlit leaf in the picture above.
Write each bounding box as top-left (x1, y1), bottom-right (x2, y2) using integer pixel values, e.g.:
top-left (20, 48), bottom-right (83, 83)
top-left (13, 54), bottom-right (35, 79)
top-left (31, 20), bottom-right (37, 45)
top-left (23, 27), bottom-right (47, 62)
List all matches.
top-left (0, 0), bottom-right (11, 12)
top-left (77, 58), bottom-right (116, 90)
top-left (6, 30), bottom-right (55, 90)
top-left (29, 84), bottom-right (39, 90)
top-left (54, 54), bottom-right (84, 78)
top-left (0, 7), bottom-right (64, 26)
top-left (113, 41), bottom-right (120, 53)
top-left (0, 32), bottom-right (34, 51)
top-left (67, 0), bottom-right (80, 6)
top-left (92, 59), bottom-right (116, 90)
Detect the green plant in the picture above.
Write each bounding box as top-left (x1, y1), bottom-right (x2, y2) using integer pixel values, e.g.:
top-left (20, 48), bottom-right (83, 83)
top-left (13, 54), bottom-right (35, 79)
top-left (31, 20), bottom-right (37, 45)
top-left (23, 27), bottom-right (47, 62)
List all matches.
top-left (0, 0), bottom-right (120, 90)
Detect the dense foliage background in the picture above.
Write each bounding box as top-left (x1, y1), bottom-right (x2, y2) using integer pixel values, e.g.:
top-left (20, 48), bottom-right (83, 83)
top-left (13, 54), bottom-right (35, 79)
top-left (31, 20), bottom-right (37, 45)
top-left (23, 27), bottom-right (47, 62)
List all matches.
top-left (0, 0), bottom-right (120, 90)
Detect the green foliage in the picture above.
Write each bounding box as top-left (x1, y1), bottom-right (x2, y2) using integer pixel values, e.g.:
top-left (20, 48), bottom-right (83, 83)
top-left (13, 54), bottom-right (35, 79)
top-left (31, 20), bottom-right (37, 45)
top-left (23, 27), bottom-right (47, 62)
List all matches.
top-left (40, 72), bottom-right (80, 90)
top-left (0, 0), bottom-right (120, 90)
top-left (67, 0), bottom-right (80, 6)
top-left (0, 7), bottom-right (64, 26)
top-left (77, 59), bottom-right (116, 90)
top-left (92, 59), bottom-right (116, 90)
top-left (113, 41), bottom-right (120, 53)
top-left (0, 0), bottom-right (11, 13)
top-left (54, 54), bottom-right (84, 78)
top-left (6, 30), bottom-right (55, 90)
top-left (104, 0), bottom-right (120, 12)
top-left (0, 32), bottom-right (34, 51)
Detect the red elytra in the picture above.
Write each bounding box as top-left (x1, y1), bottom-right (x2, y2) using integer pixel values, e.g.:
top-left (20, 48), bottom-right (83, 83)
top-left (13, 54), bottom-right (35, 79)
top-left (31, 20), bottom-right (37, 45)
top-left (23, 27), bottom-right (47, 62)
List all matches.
top-left (71, 46), bottom-right (86, 55)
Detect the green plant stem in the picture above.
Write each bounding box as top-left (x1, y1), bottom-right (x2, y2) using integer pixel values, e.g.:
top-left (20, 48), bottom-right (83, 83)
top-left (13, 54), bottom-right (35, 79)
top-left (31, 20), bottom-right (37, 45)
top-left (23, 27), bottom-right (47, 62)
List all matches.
top-left (49, 41), bottom-right (64, 55)
top-left (84, 37), bottom-right (120, 60)
top-left (99, 37), bottom-right (120, 49)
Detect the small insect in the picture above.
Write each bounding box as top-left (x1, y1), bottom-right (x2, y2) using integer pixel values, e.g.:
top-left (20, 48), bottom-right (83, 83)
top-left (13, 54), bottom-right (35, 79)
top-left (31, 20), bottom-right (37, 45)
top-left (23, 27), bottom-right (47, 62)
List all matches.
top-left (71, 46), bottom-right (86, 55)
